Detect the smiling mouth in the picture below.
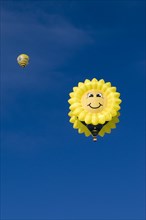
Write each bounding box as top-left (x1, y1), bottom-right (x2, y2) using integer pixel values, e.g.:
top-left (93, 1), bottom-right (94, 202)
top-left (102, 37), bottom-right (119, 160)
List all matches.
top-left (87, 103), bottom-right (103, 109)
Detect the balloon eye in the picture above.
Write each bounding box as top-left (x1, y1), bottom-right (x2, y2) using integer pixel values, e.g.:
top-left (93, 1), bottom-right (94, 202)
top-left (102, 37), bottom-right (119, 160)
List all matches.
top-left (96, 93), bottom-right (103, 98)
top-left (87, 93), bottom-right (94, 98)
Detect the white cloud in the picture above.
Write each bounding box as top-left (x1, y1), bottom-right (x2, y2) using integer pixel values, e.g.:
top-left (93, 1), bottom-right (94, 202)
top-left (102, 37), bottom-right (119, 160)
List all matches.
top-left (1, 9), bottom-right (93, 48)
top-left (1, 8), bottom-right (94, 94)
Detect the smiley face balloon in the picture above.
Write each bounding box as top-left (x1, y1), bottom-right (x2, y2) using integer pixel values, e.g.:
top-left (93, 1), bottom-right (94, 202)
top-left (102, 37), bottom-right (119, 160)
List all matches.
top-left (68, 78), bottom-right (122, 141)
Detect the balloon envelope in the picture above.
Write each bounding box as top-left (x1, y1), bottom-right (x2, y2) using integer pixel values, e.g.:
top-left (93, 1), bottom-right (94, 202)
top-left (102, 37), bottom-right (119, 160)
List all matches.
top-left (17, 54), bottom-right (29, 67)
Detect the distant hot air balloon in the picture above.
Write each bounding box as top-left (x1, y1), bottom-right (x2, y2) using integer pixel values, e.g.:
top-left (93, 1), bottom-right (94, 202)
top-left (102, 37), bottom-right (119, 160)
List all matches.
top-left (17, 54), bottom-right (29, 67)
top-left (68, 78), bottom-right (122, 141)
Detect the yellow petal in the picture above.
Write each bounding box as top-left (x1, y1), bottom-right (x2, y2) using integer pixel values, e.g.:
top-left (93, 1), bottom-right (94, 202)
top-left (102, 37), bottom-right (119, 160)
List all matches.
top-left (110, 109), bottom-right (117, 117)
top-left (73, 87), bottom-right (78, 92)
top-left (78, 111), bottom-right (86, 121)
top-left (68, 97), bottom-right (79, 104)
top-left (78, 82), bottom-right (84, 87)
top-left (114, 92), bottom-right (120, 98)
top-left (78, 128), bottom-right (84, 134)
top-left (109, 87), bottom-right (117, 92)
top-left (68, 111), bottom-right (73, 117)
top-left (98, 114), bottom-right (106, 124)
top-left (84, 79), bottom-right (90, 84)
top-left (69, 116), bottom-right (76, 123)
top-left (105, 113), bottom-right (112, 121)
top-left (98, 79), bottom-right (105, 89)
top-left (115, 99), bottom-right (122, 104)
top-left (69, 92), bottom-right (75, 98)
top-left (69, 103), bottom-right (81, 111)
top-left (113, 105), bottom-right (121, 111)
top-left (85, 130), bottom-right (91, 136)
top-left (85, 83), bottom-right (92, 90)
top-left (92, 82), bottom-right (97, 89)
top-left (91, 78), bottom-right (98, 82)
top-left (85, 113), bottom-right (92, 124)
top-left (73, 107), bottom-right (83, 115)
top-left (73, 120), bottom-right (78, 128)
top-left (91, 114), bottom-right (99, 125)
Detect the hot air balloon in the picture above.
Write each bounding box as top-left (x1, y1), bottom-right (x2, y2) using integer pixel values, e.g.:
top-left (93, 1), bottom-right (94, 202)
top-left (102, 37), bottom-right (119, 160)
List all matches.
top-left (68, 78), bottom-right (122, 141)
top-left (17, 54), bottom-right (29, 67)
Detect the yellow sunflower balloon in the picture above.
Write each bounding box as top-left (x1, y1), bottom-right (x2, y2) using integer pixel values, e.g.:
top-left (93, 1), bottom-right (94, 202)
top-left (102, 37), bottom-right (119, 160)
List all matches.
top-left (68, 78), bottom-right (122, 141)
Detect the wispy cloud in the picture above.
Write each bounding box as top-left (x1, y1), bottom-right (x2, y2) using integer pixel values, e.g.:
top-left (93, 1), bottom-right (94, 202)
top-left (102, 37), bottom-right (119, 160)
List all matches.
top-left (1, 4), bottom-right (132, 94)
top-left (1, 8), bottom-right (93, 52)
top-left (1, 8), bottom-right (94, 94)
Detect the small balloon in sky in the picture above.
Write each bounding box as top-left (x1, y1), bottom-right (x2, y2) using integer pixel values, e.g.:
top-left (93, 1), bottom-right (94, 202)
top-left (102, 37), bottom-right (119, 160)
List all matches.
top-left (68, 78), bottom-right (122, 142)
top-left (17, 54), bottom-right (29, 67)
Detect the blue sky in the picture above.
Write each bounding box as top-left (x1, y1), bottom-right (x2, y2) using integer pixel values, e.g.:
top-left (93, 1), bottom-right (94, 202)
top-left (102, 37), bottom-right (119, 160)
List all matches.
top-left (1, 0), bottom-right (145, 219)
